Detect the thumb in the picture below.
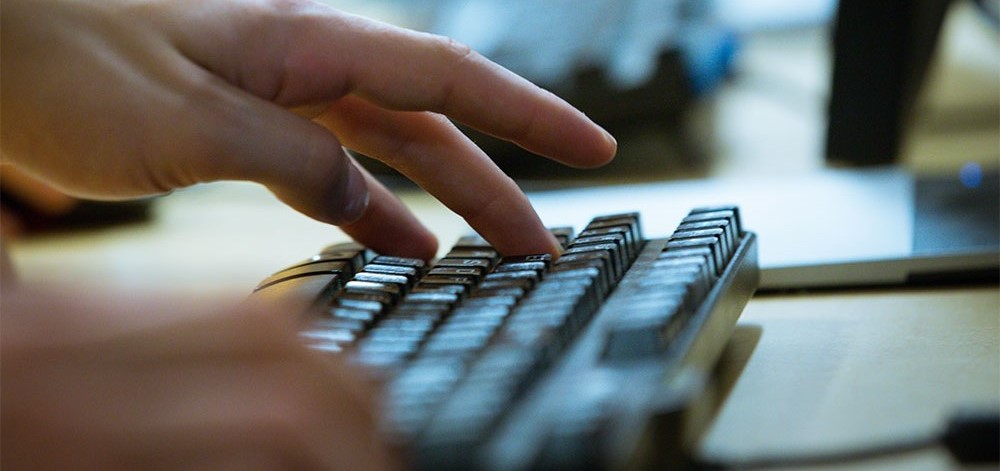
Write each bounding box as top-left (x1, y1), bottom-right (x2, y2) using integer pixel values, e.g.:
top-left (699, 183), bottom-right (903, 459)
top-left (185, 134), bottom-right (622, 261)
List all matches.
top-left (191, 86), bottom-right (369, 226)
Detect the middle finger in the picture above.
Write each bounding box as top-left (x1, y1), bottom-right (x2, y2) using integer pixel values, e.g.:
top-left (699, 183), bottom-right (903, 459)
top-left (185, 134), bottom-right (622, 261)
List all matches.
top-left (316, 96), bottom-right (561, 258)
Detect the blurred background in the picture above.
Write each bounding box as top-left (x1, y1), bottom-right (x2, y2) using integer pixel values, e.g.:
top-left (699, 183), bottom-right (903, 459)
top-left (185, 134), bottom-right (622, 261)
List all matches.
top-left (318, 0), bottom-right (999, 185)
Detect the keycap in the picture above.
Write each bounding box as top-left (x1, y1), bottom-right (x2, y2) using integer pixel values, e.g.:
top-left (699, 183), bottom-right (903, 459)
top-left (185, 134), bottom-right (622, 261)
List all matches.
top-left (317, 242), bottom-right (370, 274)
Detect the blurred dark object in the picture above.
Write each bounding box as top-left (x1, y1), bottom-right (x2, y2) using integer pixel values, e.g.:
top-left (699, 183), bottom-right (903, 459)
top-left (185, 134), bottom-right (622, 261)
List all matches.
top-left (825, 0), bottom-right (953, 166)
top-left (2, 189), bottom-right (153, 237)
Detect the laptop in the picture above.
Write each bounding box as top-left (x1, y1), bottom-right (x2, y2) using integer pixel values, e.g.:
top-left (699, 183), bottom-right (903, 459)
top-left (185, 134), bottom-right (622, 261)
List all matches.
top-left (525, 167), bottom-right (999, 290)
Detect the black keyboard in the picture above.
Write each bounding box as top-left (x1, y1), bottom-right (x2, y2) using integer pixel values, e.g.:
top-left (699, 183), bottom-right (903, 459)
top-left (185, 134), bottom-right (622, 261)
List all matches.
top-left (251, 206), bottom-right (759, 470)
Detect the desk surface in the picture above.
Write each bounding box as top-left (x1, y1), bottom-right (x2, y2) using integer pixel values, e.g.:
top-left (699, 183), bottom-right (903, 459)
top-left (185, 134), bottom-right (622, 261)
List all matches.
top-left (705, 286), bottom-right (997, 470)
top-left (9, 181), bottom-right (998, 470)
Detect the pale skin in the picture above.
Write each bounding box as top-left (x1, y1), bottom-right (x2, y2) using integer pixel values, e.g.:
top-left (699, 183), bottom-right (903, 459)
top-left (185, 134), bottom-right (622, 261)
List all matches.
top-left (1, 0), bottom-right (616, 469)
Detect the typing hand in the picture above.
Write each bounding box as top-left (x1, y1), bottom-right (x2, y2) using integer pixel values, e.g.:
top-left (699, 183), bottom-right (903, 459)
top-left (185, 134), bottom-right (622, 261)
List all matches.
top-left (1, 286), bottom-right (398, 470)
top-left (1, 0), bottom-right (616, 260)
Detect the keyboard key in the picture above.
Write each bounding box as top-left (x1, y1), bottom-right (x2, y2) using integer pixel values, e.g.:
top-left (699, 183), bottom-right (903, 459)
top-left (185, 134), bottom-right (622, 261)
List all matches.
top-left (328, 307), bottom-right (378, 325)
top-left (671, 227), bottom-right (730, 265)
top-left (690, 205), bottom-right (743, 234)
top-left (428, 266), bottom-right (484, 282)
top-left (353, 272), bottom-right (411, 290)
top-left (371, 255), bottom-right (428, 273)
top-left (363, 263), bottom-right (421, 283)
top-left (677, 220), bottom-right (736, 257)
top-left (549, 226), bottom-right (576, 248)
top-left (405, 291), bottom-right (460, 306)
top-left (434, 257), bottom-right (492, 272)
top-left (336, 292), bottom-right (391, 314)
top-left (444, 248), bottom-right (499, 262)
top-left (411, 284), bottom-right (468, 296)
top-left (317, 242), bottom-right (369, 274)
top-left (665, 237), bottom-right (725, 277)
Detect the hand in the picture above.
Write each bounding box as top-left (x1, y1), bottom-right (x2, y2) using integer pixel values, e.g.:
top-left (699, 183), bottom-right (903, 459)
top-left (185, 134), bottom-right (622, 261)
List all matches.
top-left (1, 0), bottom-right (616, 260)
top-left (1, 285), bottom-right (398, 470)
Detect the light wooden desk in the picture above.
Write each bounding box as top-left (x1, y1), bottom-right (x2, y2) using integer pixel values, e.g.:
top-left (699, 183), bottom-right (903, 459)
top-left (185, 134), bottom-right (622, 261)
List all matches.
top-left (9, 181), bottom-right (998, 470)
top-left (704, 286), bottom-right (997, 470)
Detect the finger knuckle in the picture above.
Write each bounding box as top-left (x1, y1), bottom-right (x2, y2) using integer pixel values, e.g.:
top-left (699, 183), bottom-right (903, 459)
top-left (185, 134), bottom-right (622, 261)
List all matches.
top-left (261, 0), bottom-right (314, 17)
top-left (431, 33), bottom-right (475, 63)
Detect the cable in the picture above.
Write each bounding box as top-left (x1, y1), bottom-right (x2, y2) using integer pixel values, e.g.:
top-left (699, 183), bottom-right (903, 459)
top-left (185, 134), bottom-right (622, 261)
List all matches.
top-left (693, 409), bottom-right (999, 470)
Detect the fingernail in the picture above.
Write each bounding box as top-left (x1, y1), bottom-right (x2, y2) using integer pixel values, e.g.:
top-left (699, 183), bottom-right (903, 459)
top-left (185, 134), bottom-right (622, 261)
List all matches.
top-left (603, 128), bottom-right (618, 154)
top-left (549, 239), bottom-right (564, 260)
top-left (339, 163), bottom-right (369, 224)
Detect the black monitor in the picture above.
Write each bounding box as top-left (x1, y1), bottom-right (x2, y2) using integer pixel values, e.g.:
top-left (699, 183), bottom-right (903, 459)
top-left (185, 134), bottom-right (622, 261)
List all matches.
top-left (825, 0), bottom-right (953, 166)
